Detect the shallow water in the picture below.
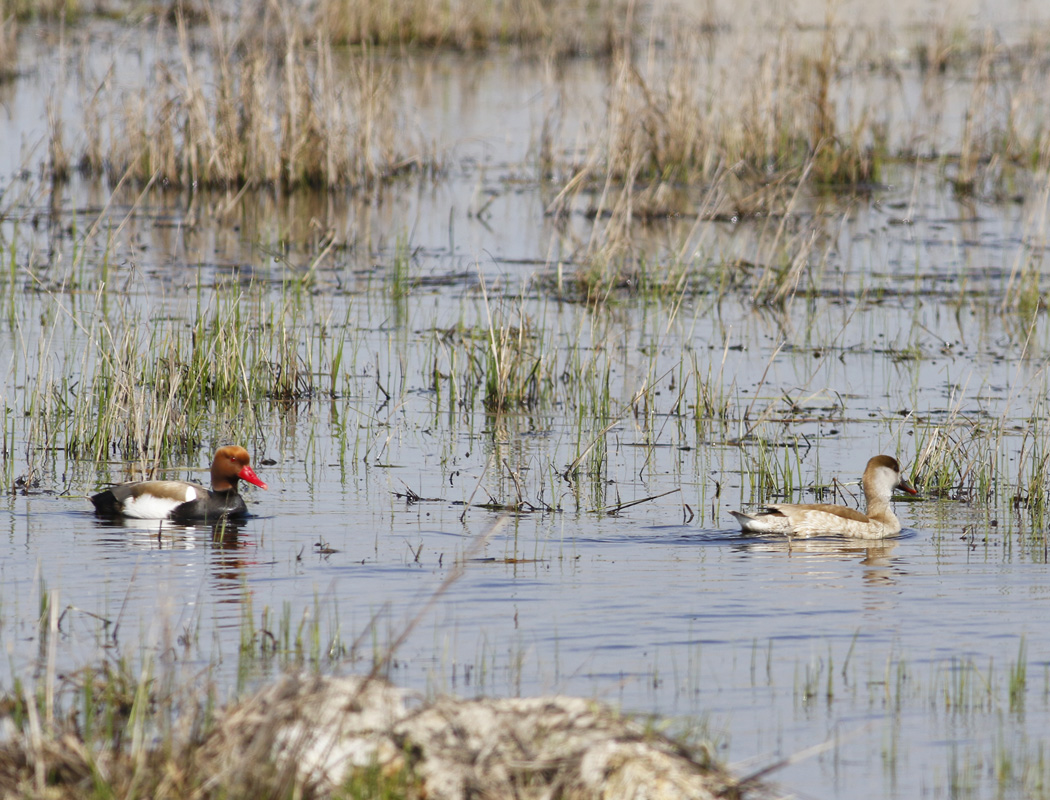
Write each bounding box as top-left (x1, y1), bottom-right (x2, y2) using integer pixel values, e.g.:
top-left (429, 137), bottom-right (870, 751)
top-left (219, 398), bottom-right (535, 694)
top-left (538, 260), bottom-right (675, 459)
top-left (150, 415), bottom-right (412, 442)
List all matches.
top-left (3, 5), bottom-right (1050, 799)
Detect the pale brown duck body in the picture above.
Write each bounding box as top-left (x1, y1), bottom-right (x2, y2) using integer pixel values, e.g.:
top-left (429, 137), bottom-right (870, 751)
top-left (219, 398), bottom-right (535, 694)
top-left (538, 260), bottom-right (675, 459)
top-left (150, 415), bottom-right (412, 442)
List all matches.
top-left (730, 455), bottom-right (917, 539)
top-left (91, 446), bottom-right (268, 523)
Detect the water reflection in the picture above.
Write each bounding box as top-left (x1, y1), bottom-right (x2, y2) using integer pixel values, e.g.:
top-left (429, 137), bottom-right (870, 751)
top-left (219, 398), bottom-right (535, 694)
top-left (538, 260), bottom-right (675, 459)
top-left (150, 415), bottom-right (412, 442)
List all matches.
top-left (730, 531), bottom-right (908, 587)
top-left (89, 516), bottom-right (259, 607)
top-left (91, 516), bottom-right (252, 545)
top-left (733, 533), bottom-right (898, 556)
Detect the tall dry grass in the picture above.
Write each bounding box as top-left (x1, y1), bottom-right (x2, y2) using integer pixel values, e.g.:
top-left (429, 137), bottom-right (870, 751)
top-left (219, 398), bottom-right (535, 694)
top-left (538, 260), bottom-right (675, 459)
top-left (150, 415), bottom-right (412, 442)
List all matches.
top-left (35, 0), bottom-right (1050, 205)
top-left (317, 0), bottom-right (629, 56)
top-left (1, 0), bottom-right (76, 21)
top-left (551, 14), bottom-right (884, 224)
top-left (76, 5), bottom-right (417, 190)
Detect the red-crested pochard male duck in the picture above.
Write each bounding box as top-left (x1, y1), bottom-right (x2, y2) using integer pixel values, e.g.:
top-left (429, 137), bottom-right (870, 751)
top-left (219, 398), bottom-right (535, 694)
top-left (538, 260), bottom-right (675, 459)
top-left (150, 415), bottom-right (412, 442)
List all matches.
top-left (91, 446), bottom-right (267, 523)
top-left (730, 455), bottom-right (917, 539)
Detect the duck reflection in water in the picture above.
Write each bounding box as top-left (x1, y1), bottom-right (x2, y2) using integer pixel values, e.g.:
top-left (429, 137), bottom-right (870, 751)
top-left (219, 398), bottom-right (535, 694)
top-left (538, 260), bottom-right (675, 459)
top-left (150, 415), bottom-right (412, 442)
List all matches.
top-left (90, 515), bottom-right (259, 604)
top-left (732, 532), bottom-right (905, 587)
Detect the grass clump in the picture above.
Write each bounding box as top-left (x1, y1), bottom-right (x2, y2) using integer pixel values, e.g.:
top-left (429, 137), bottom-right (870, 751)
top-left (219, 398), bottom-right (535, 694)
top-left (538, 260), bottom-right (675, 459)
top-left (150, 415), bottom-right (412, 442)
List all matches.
top-left (0, 663), bottom-right (425, 800)
top-left (12, 273), bottom-right (326, 483)
top-left (551, 17), bottom-right (881, 232)
top-left (1, 0), bottom-right (79, 22)
top-left (481, 307), bottom-right (543, 413)
top-left (317, 0), bottom-right (629, 56)
top-left (77, 8), bottom-right (419, 190)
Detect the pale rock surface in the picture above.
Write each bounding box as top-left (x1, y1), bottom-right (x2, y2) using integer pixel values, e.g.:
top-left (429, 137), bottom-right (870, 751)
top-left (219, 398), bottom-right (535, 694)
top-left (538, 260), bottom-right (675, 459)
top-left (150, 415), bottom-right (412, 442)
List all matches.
top-left (205, 673), bottom-right (762, 800)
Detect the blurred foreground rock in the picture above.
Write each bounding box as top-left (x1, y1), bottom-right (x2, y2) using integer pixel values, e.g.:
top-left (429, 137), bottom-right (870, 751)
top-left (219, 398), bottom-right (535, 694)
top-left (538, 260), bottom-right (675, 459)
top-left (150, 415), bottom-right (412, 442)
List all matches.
top-left (0, 672), bottom-right (772, 799)
top-left (203, 673), bottom-right (762, 800)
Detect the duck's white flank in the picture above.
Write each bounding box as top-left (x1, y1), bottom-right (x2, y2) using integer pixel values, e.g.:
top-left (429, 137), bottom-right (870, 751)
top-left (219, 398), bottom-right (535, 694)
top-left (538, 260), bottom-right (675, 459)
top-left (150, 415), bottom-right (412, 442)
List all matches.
top-left (120, 484), bottom-right (199, 520)
top-left (730, 455), bottom-right (917, 539)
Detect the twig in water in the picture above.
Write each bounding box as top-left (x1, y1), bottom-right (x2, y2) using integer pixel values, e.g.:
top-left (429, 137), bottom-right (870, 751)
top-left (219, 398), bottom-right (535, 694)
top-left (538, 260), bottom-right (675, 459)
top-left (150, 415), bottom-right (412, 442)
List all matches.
top-left (460, 451), bottom-right (495, 522)
top-left (729, 720), bottom-right (879, 794)
top-left (605, 488), bottom-right (681, 515)
top-left (503, 458), bottom-right (533, 511)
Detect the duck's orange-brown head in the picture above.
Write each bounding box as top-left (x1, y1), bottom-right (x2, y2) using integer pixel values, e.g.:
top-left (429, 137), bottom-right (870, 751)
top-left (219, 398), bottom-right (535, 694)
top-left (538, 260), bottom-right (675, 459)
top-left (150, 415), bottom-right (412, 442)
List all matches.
top-left (211, 446), bottom-right (268, 492)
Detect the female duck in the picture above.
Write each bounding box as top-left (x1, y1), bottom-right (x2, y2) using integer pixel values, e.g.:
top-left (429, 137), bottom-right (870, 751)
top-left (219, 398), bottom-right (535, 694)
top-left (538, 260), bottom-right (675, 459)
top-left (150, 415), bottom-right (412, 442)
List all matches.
top-left (730, 455), bottom-right (917, 539)
top-left (91, 446), bottom-right (267, 523)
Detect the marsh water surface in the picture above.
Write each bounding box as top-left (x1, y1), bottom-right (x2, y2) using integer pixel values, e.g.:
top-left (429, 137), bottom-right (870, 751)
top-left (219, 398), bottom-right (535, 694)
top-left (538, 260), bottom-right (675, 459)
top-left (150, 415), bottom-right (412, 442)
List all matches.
top-left (4, 2), bottom-right (1050, 798)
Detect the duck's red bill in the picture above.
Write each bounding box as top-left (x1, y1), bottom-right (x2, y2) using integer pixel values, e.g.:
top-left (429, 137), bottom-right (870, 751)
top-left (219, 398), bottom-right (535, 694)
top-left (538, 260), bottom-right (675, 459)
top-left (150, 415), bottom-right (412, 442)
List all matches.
top-left (239, 464), bottom-right (268, 489)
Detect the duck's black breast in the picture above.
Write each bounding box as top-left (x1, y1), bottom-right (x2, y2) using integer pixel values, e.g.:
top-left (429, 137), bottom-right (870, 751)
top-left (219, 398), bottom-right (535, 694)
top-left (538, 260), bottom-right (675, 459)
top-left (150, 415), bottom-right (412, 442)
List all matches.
top-left (170, 489), bottom-right (248, 523)
top-left (90, 488), bottom-right (122, 515)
